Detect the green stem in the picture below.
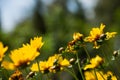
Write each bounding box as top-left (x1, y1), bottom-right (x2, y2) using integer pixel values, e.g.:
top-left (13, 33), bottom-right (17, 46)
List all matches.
top-left (76, 53), bottom-right (85, 80)
top-left (37, 60), bottom-right (40, 72)
top-left (83, 46), bottom-right (90, 60)
top-left (98, 71), bottom-right (106, 80)
top-left (93, 69), bottom-right (98, 80)
top-left (58, 71), bottom-right (62, 80)
top-left (65, 68), bottom-right (79, 80)
top-left (37, 60), bottom-right (43, 80)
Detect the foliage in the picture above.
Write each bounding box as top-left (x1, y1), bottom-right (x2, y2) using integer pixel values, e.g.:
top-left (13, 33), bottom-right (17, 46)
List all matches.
top-left (0, 23), bottom-right (119, 80)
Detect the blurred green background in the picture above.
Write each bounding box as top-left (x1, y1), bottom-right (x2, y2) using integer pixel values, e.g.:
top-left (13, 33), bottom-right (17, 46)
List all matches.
top-left (1, 0), bottom-right (120, 79)
top-left (1, 0), bottom-right (120, 53)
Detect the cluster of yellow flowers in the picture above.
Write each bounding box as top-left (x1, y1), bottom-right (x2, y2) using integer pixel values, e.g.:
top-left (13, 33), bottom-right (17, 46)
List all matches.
top-left (0, 24), bottom-right (118, 80)
top-left (31, 54), bottom-right (71, 73)
top-left (83, 55), bottom-right (117, 80)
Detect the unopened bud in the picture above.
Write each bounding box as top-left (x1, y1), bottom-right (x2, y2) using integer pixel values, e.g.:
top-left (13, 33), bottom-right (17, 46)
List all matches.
top-left (113, 50), bottom-right (118, 57)
top-left (59, 47), bottom-right (64, 53)
top-left (69, 58), bottom-right (75, 64)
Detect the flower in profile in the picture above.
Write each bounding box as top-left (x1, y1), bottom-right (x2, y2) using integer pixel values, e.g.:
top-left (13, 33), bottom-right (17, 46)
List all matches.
top-left (0, 42), bottom-right (8, 62)
top-left (10, 45), bottom-right (40, 67)
top-left (84, 70), bottom-right (117, 80)
top-left (84, 24), bottom-right (105, 42)
top-left (84, 55), bottom-right (103, 70)
top-left (84, 24), bottom-right (117, 49)
top-left (2, 36), bottom-right (43, 70)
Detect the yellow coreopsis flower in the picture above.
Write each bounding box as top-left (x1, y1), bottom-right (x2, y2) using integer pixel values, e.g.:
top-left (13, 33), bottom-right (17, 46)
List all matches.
top-left (39, 54), bottom-right (61, 73)
top-left (31, 54), bottom-right (71, 73)
top-left (0, 42), bottom-right (8, 62)
top-left (84, 55), bottom-right (103, 70)
top-left (84, 24), bottom-right (117, 49)
top-left (84, 24), bottom-right (105, 42)
top-left (31, 54), bottom-right (59, 73)
top-left (84, 70), bottom-right (117, 80)
top-left (2, 36), bottom-right (43, 70)
top-left (31, 61), bottom-right (50, 73)
top-left (84, 70), bottom-right (101, 80)
top-left (106, 71), bottom-right (117, 80)
top-left (10, 44), bottom-right (40, 67)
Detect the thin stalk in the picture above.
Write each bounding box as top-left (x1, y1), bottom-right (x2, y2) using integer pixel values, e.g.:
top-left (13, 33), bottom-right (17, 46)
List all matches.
top-left (37, 61), bottom-right (40, 72)
top-left (37, 60), bottom-right (43, 80)
top-left (65, 68), bottom-right (79, 80)
top-left (58, 71), bottom-right (62, 80)
top-left (98, 71), bottom-right (106, 80)
top-left (83, 46), bottom-right (90, 60)
top-left (76, 53), bottom-right (85, 80)
top-left (93, 69), bottom-right (98, 80)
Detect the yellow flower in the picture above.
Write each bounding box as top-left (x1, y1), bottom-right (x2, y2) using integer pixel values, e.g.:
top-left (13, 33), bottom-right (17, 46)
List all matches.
top-left (31, 54), bottom-right (71, 73)
top-left (59, 59), bottom-right (70, 70)
top-left (84, 70), bottom-right (101, 80)
top-left (60, 59), bottom-right (70, 66)
top-left (73, 32), bottom-right (83, 41)
top-left (106, 71), bottom-right (117, 80)
top-left (2, 37), bottom-right (43, 70)
top-left (10, 44), bottom-right (40, 67)
top-left (84, 24), bottom-right (105, 42)
top-left (84, 70), bottom-right (117, 80)
top-left (39, 54), bottom-right (61, 73)
top-left (84, 55), bottom-right (103, 70)
top-left (31, 54), bottom-right (60, 73)
top-left (30, 37), bottom-right (44, 50)
top-left (105, 32), bottom-right (117, 40)
top-left (84, 24), bottom-right (117, 49)
top-left (0, 42), bottom-right (8, 61)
